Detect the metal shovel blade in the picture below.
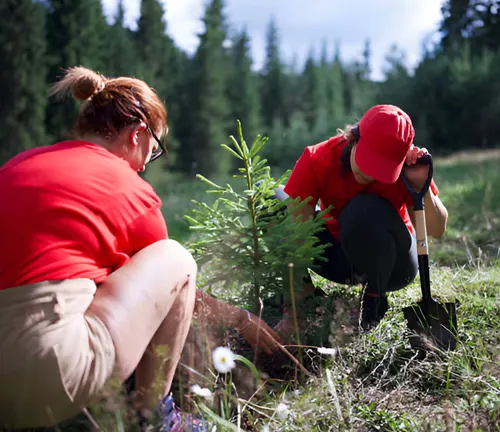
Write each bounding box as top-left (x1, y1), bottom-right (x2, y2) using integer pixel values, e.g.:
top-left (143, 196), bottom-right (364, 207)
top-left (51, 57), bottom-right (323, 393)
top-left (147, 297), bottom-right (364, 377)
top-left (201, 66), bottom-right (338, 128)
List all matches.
top-left (400, 154), bottom-right (458, 352)
top-left (403, 298), bottom-right (458, 352)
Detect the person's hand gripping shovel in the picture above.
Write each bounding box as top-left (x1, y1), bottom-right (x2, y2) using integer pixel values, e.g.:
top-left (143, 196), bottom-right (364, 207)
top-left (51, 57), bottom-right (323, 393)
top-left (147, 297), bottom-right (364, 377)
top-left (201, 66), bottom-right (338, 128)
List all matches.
top-left (400, 152), bottom-right (459, 352)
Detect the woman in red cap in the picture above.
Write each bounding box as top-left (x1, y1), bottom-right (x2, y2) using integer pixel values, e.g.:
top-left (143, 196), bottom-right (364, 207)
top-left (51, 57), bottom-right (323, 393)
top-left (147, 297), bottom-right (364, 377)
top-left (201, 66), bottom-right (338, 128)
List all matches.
top-left (272, 104), bottom-right (449, 335)
top-left (0, 66), bottom-right (282, 430)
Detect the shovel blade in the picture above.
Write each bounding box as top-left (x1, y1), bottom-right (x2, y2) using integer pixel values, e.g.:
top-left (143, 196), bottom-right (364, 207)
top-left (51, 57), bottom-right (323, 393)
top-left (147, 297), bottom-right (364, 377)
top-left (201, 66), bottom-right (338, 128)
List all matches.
top-left (403, 299), bottom-right (458, 352)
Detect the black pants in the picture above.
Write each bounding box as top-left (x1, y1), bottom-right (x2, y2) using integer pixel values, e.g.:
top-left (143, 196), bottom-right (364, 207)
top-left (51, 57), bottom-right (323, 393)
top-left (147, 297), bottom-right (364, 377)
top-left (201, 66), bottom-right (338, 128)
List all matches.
top-left (311, 194), bottom-right (418, 296)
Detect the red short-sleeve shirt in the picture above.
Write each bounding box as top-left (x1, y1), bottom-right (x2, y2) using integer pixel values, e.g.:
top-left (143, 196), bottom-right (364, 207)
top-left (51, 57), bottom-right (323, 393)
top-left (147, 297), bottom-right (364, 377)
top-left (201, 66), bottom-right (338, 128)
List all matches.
top-left (284, 136), bottom-right (439, 240)
top-left (0, 140), bottom-right (168, 290)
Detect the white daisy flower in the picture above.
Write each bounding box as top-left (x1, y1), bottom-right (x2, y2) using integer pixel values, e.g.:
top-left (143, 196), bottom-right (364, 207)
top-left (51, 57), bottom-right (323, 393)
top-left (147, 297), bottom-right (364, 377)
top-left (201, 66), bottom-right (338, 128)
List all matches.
top-left (317, 347), bottom-right (337, 356)
top-left (212, 346), bottom-right (236, 374)
top-left (190, 384), bottom-right (213, 400)
top-left (276, 402), bottom-right (289, 419)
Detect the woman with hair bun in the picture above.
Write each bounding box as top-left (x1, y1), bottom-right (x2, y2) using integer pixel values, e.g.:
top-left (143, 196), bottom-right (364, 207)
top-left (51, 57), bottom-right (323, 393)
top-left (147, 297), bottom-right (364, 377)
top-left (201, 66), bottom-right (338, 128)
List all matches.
top-left (0, 66), bottom-right (195, 429)
top-left (0, 66), bottom-right (284, 431)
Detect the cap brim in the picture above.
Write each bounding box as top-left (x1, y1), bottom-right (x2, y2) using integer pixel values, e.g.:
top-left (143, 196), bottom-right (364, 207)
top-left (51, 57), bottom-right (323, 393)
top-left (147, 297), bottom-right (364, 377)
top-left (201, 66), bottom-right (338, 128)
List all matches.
top-left (355, 140), bottom-right (404, 184)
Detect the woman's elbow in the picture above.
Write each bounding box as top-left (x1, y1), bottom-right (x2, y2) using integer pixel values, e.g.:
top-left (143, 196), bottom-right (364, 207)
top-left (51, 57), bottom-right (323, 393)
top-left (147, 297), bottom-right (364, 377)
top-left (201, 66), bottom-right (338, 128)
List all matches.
top-left (430, 209), bottom-right (449, 240)
top-left (430, 225), bottom-right (446, 240)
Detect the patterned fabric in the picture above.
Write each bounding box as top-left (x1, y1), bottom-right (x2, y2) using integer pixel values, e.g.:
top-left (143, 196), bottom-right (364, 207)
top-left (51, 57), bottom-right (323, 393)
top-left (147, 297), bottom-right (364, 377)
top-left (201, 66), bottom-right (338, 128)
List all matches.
top-left (158, 394), bottom-right (209, 432)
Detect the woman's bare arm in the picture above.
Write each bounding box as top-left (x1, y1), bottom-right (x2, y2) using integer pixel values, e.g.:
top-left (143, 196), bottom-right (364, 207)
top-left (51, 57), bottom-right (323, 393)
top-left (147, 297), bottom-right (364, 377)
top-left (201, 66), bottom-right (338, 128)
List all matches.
top-left (408, 189), bottom-right (448, 239)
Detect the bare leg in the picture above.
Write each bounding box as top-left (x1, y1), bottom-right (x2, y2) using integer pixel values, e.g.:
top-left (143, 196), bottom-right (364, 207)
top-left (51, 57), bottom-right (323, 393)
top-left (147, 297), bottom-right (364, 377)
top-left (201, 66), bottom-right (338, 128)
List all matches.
top-left (86, 239), bottom-right (197, 413)
top-left (134, 273), bottom-right (196, 413)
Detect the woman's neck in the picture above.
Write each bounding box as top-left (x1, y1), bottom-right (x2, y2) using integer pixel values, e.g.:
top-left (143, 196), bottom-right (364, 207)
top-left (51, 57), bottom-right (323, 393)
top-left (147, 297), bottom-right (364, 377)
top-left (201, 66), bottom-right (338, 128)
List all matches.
top-left (79, 134), bottom-right (125, 158)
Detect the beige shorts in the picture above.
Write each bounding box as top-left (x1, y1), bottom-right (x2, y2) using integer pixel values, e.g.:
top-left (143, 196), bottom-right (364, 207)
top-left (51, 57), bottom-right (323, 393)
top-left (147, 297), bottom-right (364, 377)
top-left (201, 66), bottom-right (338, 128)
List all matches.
top-left (0, 279), bottom-right (116, 429)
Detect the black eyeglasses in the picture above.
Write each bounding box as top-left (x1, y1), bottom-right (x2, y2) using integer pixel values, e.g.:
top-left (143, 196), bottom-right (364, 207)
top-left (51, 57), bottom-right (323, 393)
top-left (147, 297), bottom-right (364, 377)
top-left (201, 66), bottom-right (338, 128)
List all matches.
top-left (147, 125), bottom-right (168, 164)
top-left (130, 87), bottom-right (168, 164)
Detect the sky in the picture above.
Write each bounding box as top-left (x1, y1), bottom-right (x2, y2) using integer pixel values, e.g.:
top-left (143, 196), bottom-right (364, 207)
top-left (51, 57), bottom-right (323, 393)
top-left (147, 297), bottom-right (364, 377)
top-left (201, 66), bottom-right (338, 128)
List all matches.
top-left (101, 0), bottom-right (446, 81)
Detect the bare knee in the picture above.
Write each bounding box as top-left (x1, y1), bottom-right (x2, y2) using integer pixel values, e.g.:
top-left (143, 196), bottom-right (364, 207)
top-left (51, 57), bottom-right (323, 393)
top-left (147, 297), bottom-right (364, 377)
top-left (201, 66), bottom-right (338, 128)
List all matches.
top-left (147, 239), bottom-right (197, 273)
top-left (163, 239), bottom-right (197, 278)
top-left (152, 240), bottom-right (198, 303)
top-left (159, 239), bottom-right (195, 259)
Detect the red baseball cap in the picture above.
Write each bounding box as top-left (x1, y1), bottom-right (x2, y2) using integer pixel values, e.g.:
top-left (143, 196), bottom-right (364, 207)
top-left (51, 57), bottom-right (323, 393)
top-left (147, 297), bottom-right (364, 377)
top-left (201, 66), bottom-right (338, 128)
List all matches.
top-left (354, 104), bottom-right (415, 184)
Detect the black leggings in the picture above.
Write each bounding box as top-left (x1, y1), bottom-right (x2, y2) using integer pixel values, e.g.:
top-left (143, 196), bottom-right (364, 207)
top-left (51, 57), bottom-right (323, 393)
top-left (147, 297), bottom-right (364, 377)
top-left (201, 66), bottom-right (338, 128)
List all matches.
top-left (311, 193), bottom-right (418, 296)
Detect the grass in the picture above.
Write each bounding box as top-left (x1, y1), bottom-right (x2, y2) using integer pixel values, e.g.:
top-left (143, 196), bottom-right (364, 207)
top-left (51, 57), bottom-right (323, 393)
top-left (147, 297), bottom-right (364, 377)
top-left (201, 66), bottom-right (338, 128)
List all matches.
top-left (10, 149), bottom-right (500, 431)
top-left (430, 152), bottom-right (500, 266)
top-left (289, 263), bottom-right (500, 431)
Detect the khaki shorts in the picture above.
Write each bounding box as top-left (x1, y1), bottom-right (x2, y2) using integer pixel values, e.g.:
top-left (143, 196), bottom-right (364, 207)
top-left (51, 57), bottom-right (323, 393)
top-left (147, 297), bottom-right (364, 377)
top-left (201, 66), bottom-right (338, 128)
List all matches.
top-left (0, 279), bottom-right (116, 429)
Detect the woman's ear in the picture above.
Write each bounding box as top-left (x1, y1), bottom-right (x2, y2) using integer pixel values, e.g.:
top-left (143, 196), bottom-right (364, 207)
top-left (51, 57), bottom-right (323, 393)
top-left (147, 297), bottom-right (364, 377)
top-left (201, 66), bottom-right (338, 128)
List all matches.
top-left (129, 122), bottom-right (148, 148)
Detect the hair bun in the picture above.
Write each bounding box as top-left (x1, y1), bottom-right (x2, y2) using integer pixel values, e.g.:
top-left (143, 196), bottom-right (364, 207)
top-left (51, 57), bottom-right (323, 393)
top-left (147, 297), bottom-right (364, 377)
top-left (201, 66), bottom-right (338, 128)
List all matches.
top-left (50, 66), bottom-right (107, 102)
top-left (71, 69), bottom-right (106, 100)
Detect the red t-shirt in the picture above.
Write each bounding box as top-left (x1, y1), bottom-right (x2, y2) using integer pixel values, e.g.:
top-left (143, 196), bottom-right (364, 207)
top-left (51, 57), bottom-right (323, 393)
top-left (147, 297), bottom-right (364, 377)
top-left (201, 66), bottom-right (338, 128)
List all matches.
top-left (0, 140), bottom-right (168, 290)
top-left (284, 135), bottom-right (439, 240)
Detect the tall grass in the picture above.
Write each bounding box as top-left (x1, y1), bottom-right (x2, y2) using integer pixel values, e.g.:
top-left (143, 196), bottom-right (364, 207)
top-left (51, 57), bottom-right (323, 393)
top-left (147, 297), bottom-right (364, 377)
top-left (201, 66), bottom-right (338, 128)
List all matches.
top-left (431, 155), bottom-right (500, 266)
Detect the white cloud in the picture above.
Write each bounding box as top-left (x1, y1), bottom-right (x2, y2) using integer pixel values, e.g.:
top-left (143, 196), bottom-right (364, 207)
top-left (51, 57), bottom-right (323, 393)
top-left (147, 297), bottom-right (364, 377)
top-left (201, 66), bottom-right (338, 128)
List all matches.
top-left (101, 0), bottom-right (139, 28)
top-left (101, 0), bottom-right (445, 80)
top-left (101, 0), bottom-right (204, 52)
top-left (165, 1), bottom-right (205, 54)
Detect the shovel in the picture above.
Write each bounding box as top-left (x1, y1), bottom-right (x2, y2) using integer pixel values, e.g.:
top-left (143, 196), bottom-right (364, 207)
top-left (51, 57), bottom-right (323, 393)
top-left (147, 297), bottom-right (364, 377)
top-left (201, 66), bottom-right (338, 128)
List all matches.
top-left (400, 153), bottom-right (458, 352)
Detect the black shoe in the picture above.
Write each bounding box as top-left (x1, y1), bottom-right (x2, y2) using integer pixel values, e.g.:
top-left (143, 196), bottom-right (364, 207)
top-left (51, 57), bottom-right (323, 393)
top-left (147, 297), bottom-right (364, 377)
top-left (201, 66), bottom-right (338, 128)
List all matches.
top-left (360, 292), bottom-right (389, 331)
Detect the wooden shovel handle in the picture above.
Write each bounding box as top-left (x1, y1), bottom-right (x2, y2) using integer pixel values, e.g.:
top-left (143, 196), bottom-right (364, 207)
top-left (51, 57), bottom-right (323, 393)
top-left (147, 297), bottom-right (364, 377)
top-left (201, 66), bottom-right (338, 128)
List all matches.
top-left (401, 154), bottom-right (434, 301)
top-left (400, 153), bottom-right (434, 256)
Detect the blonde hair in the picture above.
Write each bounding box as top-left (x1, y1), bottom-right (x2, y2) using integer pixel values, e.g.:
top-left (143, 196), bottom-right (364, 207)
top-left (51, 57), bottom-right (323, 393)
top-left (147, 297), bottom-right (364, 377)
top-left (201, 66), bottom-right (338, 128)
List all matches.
top-left (336, 123), bottom-right (360, 144)
top-left (49, 66), bottom-right (167, 139)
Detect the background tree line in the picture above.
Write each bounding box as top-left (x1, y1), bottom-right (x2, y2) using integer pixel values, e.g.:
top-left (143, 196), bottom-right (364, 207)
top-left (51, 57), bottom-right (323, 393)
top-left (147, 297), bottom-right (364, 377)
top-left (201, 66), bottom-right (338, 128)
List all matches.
top-left (1, 0), bottom-right (499, 177)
